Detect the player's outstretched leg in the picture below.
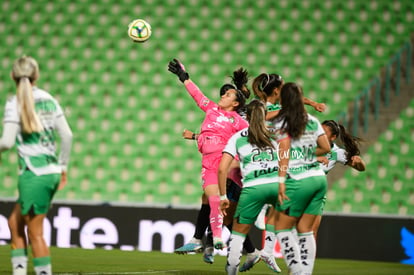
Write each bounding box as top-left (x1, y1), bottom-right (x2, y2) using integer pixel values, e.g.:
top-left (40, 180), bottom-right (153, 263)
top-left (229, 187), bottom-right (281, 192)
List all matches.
top-left (203, 226), bottom-right (214, 264)
top-left (259, 250), bottom-right (282, 273)
top-left (239, 248), bottom-right (261, 272)
top-left (203, 246), bottom-right (214, 264)
top-left (276, 230), bottom-right (302, 274)
top-left (174, 237), bottom-right (203, 254)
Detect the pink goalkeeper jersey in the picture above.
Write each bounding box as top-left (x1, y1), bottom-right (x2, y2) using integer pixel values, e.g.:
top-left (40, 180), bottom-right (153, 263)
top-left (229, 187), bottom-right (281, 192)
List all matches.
top-left (185, 81), bottom-right (249, 155)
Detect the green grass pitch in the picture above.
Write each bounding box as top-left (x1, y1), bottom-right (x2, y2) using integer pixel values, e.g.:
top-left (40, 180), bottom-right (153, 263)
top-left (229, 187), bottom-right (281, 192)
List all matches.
top-left (1, 246), bottom-right (413, 274)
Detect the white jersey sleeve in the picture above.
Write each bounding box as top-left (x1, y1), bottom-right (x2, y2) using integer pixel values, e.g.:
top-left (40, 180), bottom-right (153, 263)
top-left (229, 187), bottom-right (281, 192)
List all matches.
top-left (315, 117), bottom-right (325, 137)
top-left (321, 143), bottom-right (347, 173)
top-left (3, 96), bottom-right (19, 124)
top-left (0, 123), bottom-right (18, 152)
top-left (55, 115), bottom-right (73, 172)
top-left (335, 145), bottom-right (347, 165)
top-left (54, 99), bottom-right (64, 118)
top-left (223, 130), bottom-right (242, 157)
top-left (0, 97), bottom-right (19, 152)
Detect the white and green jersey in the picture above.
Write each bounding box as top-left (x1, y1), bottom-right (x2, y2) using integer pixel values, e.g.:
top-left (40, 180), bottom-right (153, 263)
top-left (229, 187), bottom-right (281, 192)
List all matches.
top-left (321, 143), bottom-right (347, 173)
top-left (266, 102), bottom-right (281, 112)
top-left (266, 102), bottom-right (281, 131)
top-left (224, 128), bottom-right (285, 188)
top-left (3, 87), bottom-right (65, 175)
top-left (273, 114), bottom-right (326, 180)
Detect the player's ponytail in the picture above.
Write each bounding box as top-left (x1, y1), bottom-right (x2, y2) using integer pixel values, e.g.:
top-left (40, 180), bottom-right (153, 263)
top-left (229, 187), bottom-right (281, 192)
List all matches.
top-left (322, 120), bottom-right (363, 164)
top-left (246, 99), bottom-right (274, 149)
top-left (338, 124), bottom-right (362, 164)
top-left (12, 56), bottom-right (44, 134)
top-left (229, 67), bottom-right (250, 116)
top-left (252, 73), bottom-right (268, 101)
top-left (231, 67), bottom-right (250, 99)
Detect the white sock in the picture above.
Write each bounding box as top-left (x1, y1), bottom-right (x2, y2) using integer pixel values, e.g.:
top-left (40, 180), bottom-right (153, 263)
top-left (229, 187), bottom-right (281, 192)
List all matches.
top-left (291, 227), bottom-right (299, 242)
top-left (263, 230), bottom-right (276, 255)
top-left (12, 256), bottom-right (27, 275)
top-left (298, 232), bottom-right (316, 275)
top-left (34, 264), bottom-right (52, 275)
top-left (276, 230), bottom-right (302, 275)
top-left (227, 233), bottom-right (245, 268)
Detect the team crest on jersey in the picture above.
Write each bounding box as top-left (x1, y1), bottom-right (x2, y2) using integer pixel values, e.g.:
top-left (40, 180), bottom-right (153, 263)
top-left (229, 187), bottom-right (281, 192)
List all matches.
top-left (326, 152), bottom-right (332, 160)
top-left (229, 116), bottom-right (235, 123)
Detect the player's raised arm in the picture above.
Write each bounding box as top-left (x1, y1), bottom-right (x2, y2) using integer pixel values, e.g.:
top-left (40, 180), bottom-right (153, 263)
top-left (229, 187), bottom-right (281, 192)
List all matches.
top-left (304, 97), bottom-right (327, 112)
top-left (168, 58), bottom-right (216, 112)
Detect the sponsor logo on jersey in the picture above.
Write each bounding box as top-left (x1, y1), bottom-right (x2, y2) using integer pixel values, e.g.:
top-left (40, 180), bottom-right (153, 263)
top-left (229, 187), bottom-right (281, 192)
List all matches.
top-left (202, 99), bottom-right (210, 106)
top-left (254, 166), bottom-right (278, 178)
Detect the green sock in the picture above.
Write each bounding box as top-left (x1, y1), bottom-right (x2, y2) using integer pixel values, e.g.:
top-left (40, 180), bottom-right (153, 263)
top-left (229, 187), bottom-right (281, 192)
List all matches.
top-left (11, 248), bottom-right (27, 257)
top-left (265, 224), bottom-right (275, 232)
top-left (34, 256), bottom-right (52, 275)
top-left (33, 256), bottom-right (51, 267)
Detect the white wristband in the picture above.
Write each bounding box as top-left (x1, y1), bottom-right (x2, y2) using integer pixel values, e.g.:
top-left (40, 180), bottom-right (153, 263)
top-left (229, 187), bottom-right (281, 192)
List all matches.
top-left (220, 194), bottom-right (228, 200)
top-left (278, 176), bottom-right (286, 184)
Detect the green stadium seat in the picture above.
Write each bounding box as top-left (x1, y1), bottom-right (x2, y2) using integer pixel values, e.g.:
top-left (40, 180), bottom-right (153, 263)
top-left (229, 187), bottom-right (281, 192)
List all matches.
top-left (330, 97), bottom-right (414, 215)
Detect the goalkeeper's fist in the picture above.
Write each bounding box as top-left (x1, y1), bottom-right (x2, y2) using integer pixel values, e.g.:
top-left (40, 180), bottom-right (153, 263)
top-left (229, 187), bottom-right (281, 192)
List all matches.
top-left (168, 58), bottom-right (189, 83)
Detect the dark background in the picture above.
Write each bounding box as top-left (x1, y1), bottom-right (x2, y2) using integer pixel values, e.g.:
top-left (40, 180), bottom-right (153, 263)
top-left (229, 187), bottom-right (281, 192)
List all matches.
top-left (0, 201), bottom-right (413, 263)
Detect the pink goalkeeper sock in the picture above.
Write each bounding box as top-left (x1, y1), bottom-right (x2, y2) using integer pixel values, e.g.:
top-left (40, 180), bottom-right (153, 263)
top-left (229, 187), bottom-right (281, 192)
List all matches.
top-left (208, 195), bottom-right (223, 238)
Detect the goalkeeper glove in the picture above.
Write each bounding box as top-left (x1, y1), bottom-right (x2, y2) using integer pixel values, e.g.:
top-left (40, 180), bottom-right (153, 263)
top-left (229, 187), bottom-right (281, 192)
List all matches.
top-left (168, 58), bottom-right (189, 83)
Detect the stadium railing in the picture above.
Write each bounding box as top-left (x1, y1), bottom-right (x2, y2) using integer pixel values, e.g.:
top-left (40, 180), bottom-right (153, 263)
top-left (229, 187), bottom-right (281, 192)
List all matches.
top-left (337, 40), bottom-right (412, 136)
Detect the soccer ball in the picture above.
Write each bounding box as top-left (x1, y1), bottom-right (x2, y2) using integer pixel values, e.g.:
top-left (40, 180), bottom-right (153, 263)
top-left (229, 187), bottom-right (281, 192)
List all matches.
top-left (127, 19), bottom-right (152, 43)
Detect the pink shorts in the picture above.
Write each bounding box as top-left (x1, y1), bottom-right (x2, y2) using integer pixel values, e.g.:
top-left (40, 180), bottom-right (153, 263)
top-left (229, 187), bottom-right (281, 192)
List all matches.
top-left (201, 153), bottom-right (221, 189)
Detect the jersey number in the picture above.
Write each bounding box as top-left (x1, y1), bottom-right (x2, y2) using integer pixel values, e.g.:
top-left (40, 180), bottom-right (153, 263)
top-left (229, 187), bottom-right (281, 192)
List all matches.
top-left (302, 144), bottom-right (315, 161)
top-left (251, 148), bottom-right (275, 163)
